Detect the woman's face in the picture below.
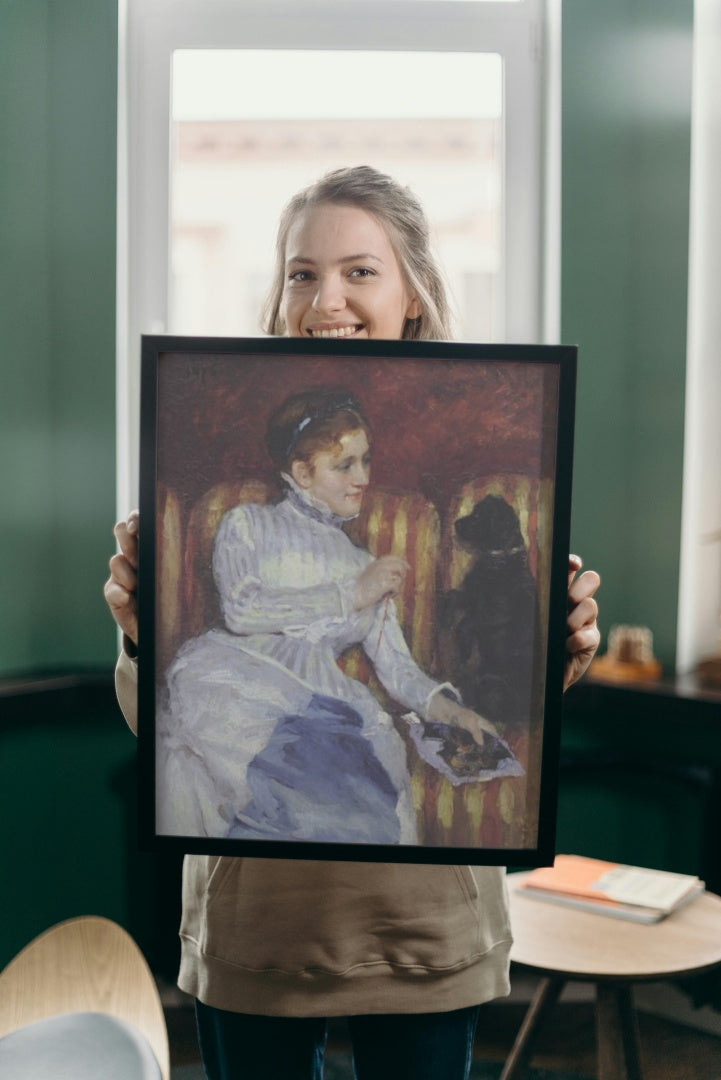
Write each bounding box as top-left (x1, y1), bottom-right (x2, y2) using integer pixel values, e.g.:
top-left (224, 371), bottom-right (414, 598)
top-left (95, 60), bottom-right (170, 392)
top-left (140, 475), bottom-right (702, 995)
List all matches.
top-left (291, 428), bottom-right (371, 517)
top-left (281, 203), bottom-right (421, 340)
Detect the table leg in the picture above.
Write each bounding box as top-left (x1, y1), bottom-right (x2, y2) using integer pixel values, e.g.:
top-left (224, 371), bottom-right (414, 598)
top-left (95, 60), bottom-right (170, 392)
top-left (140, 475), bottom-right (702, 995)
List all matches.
top-left (596, 982), bottom-right (643, 1080)
top-left (499, 976), bottom-right (565, 1080)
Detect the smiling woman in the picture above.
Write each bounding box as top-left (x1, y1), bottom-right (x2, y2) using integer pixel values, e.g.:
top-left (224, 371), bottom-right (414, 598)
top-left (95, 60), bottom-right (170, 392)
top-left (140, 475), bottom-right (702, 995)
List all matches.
top-left (282, 204), bottom-right (421, 340)
top-left (263, 166), bottom-right (450, 341)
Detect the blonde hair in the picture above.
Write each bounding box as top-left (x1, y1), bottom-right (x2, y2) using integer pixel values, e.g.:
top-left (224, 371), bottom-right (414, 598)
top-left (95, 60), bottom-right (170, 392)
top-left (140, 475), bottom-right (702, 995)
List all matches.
top-left (262, 165), bottom-right (454, 341)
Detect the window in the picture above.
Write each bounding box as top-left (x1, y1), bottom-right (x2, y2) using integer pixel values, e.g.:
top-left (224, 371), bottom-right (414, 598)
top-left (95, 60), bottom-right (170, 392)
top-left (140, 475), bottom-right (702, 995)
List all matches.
top-left (117, 0), bottom-right (556, 509)
top-left (169, 49), bottom-right (503, 340)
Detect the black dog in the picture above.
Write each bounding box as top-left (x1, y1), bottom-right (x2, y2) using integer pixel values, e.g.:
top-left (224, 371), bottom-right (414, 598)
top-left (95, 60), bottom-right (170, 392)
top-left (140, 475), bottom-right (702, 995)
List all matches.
top-left (441, 494), bottom-right (540, 729)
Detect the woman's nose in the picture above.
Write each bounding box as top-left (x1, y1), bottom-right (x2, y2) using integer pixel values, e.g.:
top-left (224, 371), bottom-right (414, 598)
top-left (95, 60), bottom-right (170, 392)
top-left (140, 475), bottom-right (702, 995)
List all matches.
top-left (352, 464), bottom-right (370, 487)
top-left (312, 274), bottom-right (345, 314)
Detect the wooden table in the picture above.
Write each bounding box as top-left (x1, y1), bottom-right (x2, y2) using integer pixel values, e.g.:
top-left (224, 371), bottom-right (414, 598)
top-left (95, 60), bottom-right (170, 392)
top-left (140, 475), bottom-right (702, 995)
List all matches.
top-left (502, 873), bottom-right (721, 1080)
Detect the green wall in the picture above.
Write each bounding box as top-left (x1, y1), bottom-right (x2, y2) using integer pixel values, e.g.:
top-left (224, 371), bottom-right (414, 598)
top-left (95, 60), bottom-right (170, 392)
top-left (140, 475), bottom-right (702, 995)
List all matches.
top-left (562, 0), bottom-right (693, 669)
top-left (0, 0), bottom-right (129, 969)
top-left (0, 0), bottom-right (118, 676)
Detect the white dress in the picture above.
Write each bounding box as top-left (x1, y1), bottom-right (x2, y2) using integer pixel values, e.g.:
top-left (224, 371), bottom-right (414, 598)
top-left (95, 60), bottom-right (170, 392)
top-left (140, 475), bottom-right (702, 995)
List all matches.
top-left (156, 483), bottom-right (453, 843)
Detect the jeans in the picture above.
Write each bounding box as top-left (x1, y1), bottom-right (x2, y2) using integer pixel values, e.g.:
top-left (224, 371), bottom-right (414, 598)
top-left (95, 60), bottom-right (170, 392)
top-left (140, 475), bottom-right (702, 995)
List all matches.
top-left (195, 999), bottom-right (481, 1080)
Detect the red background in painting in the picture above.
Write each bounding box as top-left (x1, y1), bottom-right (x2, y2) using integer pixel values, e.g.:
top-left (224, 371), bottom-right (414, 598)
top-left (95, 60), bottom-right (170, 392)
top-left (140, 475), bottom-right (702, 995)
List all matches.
top-left (155, 350), bottom-right (560, 517)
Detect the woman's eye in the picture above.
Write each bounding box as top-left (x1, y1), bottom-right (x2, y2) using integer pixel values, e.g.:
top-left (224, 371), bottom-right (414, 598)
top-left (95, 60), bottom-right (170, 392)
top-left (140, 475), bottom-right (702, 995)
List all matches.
top-left (288, 269), bottom-right (313, 283)
top-left (349, 267), bottom-right (375, 279)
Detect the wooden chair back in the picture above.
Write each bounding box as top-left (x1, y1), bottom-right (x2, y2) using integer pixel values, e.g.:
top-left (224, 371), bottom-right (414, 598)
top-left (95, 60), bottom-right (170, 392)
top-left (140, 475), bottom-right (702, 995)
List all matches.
top-left (0, 916), bottom-right (169, 1080)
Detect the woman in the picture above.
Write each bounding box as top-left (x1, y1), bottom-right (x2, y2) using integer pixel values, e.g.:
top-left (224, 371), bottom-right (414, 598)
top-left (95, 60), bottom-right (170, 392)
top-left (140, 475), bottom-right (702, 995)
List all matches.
top-left (106, 166), bottom-right (601, 1080)
top-left (157, 384), bottom-right (516, 845)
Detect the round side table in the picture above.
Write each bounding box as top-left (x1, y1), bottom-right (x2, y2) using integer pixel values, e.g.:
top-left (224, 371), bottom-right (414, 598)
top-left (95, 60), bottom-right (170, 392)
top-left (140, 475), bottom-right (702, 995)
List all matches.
top-left (502, 873), bottom-right (721, 1080)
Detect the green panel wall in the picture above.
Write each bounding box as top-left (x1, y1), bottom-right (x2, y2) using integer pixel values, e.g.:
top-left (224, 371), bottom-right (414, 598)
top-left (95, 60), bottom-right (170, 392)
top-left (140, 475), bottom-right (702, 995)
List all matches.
top-left (562, 0), bottom-right (693, 669)
top-left (0, 689), bottom-right (133, 967)
top-left (0, 0), bottom-right (118, 675)
top-left (0, 683), bottom-right (183, 974)
top-left (0, 0), bottom-right (132, 971)
top-left (1, 2), bottom-right (54, 671)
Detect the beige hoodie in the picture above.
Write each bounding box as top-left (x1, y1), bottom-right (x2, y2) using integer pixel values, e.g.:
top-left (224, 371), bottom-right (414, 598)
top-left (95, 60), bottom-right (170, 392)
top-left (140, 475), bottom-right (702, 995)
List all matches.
top-left (116, 651), bottom-right (512, 1016)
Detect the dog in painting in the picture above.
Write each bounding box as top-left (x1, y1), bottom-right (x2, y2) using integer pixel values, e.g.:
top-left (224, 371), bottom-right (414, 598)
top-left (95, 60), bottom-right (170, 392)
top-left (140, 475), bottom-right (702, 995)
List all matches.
top-left (441, 494), bottom-right (540, 730)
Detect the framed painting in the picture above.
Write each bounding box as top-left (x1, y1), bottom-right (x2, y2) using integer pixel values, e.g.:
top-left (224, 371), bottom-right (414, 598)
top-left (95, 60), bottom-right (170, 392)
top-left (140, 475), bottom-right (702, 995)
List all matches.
top-left (138, 335), bottom-right (577, 865)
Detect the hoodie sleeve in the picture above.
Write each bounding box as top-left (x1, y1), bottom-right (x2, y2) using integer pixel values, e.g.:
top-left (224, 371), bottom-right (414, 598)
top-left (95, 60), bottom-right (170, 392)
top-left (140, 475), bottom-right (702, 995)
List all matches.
top-left (115, 647), bottom-right (139, 736)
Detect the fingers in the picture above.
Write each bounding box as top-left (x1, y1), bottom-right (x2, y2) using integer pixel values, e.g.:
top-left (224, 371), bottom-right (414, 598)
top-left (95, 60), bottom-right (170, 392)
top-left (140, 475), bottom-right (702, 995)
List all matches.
top-left (376, 555), bottom-right (410, 576)
top-left (563, 623), bottom-right (601, 689)
top-left (567, 555), bottom-right (600, 641)
top-left (567, 566), bottom-right (600, 640)
top-left (385, 567), bottom-right (408, 595)
top-left (568, 553), bottom-right (583, 587)
top-left (566, 590), bottom-right (599, 636)
top-left (363, 555), bottom-right (410, 604)
top-left (568, 567), bottom-right (600, 609)
top-left (103, 576), bottom-right (139, 643)
top-left (566, 624), bottom-right (601, 658)
top-left (105, 511), bottom-right (140, 644)
top-left (103, 576), bottom-right (134, 618)
top-left (452, 705), bottom-right (500, 747)
top-left (566, 579), bottom-right (600, 681)
top-left (108, 550), bottom-right (137, 592)
top-left (380, 556), bottom-right (410, 587)
top-left (563, 558), bottom-right (601, 689)
top-left (471, 712), bottom-right (501, 741)
top-left (113, 510), bottom-right (139, 568)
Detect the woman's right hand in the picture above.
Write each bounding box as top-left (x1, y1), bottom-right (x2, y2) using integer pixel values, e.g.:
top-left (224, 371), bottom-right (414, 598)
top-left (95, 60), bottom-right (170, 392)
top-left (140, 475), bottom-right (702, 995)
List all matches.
top-left (103, 510), bottom-right (139, 646)
top-left (354, 555), bottom-right (409, 611)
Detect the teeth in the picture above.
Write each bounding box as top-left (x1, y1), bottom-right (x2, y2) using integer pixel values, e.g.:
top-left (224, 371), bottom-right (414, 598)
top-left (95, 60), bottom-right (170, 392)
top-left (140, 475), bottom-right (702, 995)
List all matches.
top-left (311, 326), bottom-right (359, 338)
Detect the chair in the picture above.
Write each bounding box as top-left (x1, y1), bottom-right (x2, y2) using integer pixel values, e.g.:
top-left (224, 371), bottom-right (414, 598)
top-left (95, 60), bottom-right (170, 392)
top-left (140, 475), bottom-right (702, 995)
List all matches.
top-left (156, 483), bottom-right (184, 670)
top-left (0, 916), bottom-right (170, 1079)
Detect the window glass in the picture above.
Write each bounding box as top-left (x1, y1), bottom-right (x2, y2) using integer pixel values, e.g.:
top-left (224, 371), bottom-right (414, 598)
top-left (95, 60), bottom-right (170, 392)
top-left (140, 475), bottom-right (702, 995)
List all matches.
top-left (170, 50), bottom-right (503, 341)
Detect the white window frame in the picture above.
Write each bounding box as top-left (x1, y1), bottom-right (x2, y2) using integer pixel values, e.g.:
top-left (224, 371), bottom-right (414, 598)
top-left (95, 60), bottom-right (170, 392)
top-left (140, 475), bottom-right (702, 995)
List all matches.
top-left (116, 0), bottom-right (559, 511)
top-left (676, 0), bottom-right (721, 674)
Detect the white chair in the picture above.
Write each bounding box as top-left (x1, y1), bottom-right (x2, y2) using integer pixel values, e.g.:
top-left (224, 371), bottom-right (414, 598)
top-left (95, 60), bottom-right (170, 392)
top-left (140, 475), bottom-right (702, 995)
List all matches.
top-left (0, 915), bottom-right (170, 1079)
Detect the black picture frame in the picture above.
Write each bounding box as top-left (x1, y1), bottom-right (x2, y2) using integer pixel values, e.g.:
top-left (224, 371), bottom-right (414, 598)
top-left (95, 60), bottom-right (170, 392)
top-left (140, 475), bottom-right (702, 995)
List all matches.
top-left (138, 335), bottom-right (576, 865)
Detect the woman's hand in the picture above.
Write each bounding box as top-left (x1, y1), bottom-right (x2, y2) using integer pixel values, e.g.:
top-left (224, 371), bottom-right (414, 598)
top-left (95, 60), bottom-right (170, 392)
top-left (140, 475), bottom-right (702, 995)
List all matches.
top-left (426, 693), bottom-right (499, 747)
top-left (354, 555), bottom-right (410, 611)
top-left (565, 554), bottom-right (601, 691)
top-left (103, 510), bottom-right (139, 646)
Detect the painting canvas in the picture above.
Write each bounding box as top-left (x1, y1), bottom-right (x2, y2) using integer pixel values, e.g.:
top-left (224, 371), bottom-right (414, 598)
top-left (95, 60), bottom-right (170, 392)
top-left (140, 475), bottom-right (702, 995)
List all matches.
top-left (138, 336), bottom-right (576, 865)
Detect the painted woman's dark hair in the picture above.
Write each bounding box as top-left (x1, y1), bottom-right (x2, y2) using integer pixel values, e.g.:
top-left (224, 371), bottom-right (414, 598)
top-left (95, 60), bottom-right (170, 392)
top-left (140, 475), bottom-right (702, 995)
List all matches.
top-left (265, 386), bottom-right (371, 472)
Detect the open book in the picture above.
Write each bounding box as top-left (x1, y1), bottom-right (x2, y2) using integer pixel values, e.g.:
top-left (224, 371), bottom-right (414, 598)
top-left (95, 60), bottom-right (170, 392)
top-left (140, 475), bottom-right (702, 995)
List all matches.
top-left (514, 854), bottom-right (705, 923)
top-left (402, 713), bottom-right (525, 786)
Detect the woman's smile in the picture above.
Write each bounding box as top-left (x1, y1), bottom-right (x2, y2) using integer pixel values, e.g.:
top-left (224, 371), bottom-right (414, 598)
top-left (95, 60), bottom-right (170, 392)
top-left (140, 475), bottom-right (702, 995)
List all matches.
top-left (307, 323), bottom-right (364, 339)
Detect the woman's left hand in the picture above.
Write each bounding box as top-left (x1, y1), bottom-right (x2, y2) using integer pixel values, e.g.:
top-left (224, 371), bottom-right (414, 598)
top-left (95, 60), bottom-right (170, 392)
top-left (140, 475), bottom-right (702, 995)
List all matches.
top-left (565, 554), bottom-right (601, 691)
top-left (426, 694), bottom-right (499, 747)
